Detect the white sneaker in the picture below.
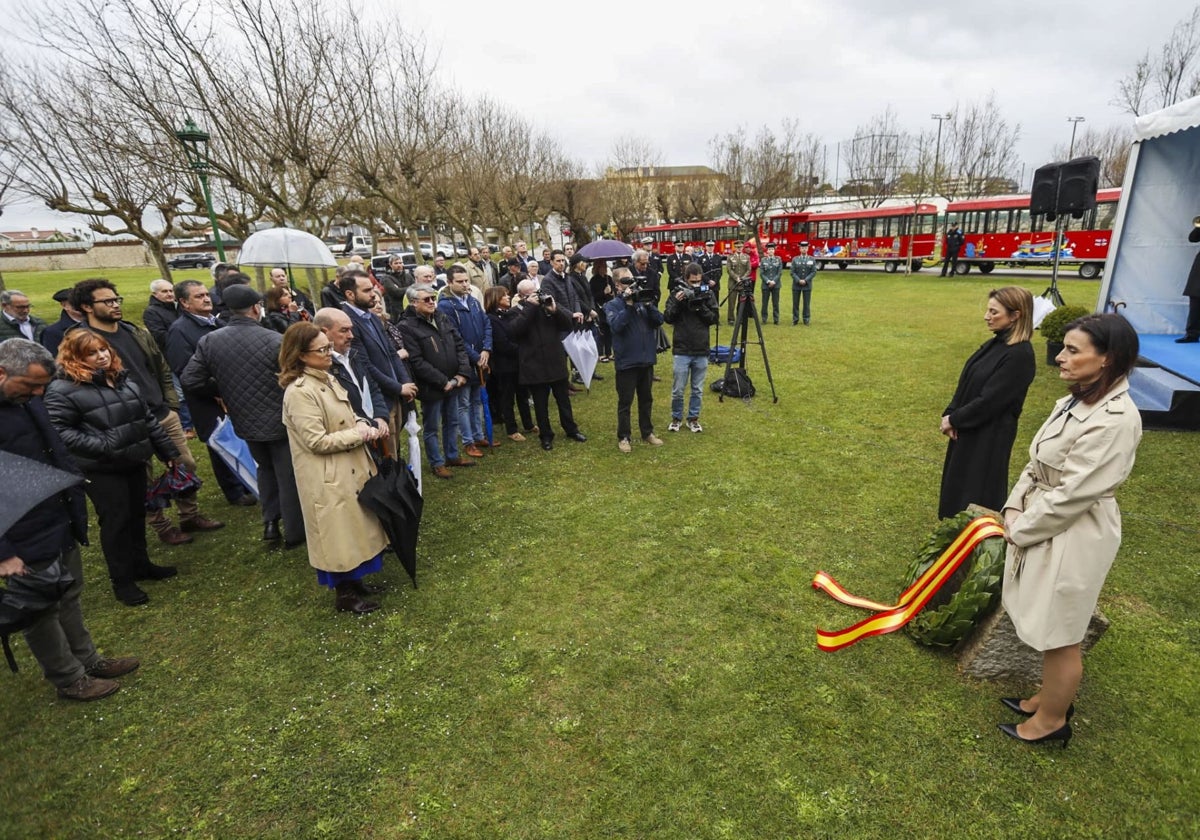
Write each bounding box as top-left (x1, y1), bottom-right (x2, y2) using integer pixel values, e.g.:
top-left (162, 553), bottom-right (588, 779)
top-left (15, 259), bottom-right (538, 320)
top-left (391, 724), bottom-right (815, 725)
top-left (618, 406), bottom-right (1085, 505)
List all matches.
top-left (618, 439), bottom-right (632, 453)
top-left (687, 419), bottom-right (703, 433)
top-left (668, 419), bottom-right (682, 432)
top-left (644, 434), bottom-right (664, 446)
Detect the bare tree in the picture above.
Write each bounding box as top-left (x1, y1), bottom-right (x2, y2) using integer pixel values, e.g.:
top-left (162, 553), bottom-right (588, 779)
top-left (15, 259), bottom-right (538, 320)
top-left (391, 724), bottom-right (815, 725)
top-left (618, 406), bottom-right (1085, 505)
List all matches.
top-left (1050, 125), bottom-right (1133, 188)
top-left (941, 95), bottom-right (1021, 198)
top-left (843, 108), bottom-right (910, 207)
top-left (544, 156), bottom-right (604, 245)
top-left (599, 136), bottom-right (663, 239)
top-left (0, 63), bottom-right (188, 278)
top-left (1114, 6), bottom-right (1200, 115)
top-left (709, 123), bottom-right (808, 245)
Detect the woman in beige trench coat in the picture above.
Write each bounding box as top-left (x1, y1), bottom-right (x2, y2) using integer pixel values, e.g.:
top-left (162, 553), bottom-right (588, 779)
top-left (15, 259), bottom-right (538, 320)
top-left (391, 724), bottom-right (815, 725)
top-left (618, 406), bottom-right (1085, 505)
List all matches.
top-left (999, 314), bottom-right (1142, 747)
top-left (279, 323), bottom-right (389, 614)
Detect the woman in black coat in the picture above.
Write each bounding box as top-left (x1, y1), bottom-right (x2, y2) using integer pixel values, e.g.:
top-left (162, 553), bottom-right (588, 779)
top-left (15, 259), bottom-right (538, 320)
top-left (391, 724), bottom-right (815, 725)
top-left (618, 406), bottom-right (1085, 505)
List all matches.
top-left (938, 286), bottom-right (1037, 519)
top-left (45, 331), bottom-right (180, 606)
top-left (484, 286), bottom-right (534, 440)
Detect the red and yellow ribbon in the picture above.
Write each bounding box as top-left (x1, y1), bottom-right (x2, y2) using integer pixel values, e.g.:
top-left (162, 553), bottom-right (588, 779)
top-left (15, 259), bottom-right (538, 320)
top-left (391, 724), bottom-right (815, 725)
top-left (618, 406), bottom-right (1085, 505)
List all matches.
top-left (812, 516), bottom-right (1005, 652)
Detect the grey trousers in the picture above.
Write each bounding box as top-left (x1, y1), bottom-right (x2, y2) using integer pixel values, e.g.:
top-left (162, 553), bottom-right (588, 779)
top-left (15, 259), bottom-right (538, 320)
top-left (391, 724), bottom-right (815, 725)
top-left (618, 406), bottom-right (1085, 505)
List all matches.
top-left (21, 545), bottom-right (99, 688)
top-left (246, 437), bottom-right (305, 541)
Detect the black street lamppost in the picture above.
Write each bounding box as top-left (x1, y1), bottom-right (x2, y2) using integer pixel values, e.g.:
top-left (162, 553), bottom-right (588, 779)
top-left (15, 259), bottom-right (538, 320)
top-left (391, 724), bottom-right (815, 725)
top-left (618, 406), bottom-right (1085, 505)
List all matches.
top-left (1067, 116), bottom-right (1086, 158)
top-left (930, 112), bottom-right (951, 197)
top-left (175, 117), bottom-right (225, 261)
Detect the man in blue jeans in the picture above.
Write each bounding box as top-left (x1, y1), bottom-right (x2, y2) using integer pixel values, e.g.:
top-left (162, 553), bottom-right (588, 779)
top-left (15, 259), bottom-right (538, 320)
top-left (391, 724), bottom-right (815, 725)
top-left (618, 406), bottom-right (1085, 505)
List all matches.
top-left (663, 263), bottom-right (720, 433)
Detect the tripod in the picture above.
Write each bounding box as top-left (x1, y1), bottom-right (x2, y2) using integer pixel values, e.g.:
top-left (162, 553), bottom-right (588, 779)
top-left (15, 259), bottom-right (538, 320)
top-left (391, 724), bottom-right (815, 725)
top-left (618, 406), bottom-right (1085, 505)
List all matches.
top-left (717, 282), bottom-right (778, 403)
top-left (1043, 215), bottom-right (1067, 307)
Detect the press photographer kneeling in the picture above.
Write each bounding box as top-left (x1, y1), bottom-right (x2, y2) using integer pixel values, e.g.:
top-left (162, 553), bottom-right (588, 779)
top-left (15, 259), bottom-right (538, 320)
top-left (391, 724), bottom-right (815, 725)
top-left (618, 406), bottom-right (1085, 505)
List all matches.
top-left (663, 263), bottom-right (720, 433)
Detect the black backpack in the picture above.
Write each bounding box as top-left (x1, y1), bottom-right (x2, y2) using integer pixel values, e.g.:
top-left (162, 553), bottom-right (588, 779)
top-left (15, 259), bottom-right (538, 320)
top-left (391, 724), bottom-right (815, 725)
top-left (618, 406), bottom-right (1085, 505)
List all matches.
top-left (720, 367), bottom-right (755, 398)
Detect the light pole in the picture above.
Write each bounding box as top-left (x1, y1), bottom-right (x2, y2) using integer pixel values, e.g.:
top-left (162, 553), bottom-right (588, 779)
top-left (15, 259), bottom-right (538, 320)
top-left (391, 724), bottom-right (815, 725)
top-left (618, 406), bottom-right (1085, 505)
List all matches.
top-left (175, 117), bottom-right (226, 261)
top-left (1067, 116), bottom-right (1086, 158)
top-left (930, 112), bottom-right (951, 197)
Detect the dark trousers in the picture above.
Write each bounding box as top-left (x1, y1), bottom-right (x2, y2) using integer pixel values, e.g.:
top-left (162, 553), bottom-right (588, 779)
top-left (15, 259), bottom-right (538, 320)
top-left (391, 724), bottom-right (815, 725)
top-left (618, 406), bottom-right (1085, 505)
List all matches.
top-left (529, 379), bottom-right (579, 442)
top-left (941, 248), bottom-right (961, 276)
top-left (615, 365), bottom-right (654, 441)
top-left (187, 393), bottom-right (253, 501)
top-left (246, 438), bottom-right (305, 541)
top-left (488, 369), bottom-right (528, 435)
top-left (84, 468), bottom-right (151, 588)
top-left (761, 284), bottom-right (780, 323)
top-left (1187, 295), bottom-right (1200, 338)
top-left (792, 283), bottom-right (812, 324)
top-left (22, 545), bottom-right (98, 688)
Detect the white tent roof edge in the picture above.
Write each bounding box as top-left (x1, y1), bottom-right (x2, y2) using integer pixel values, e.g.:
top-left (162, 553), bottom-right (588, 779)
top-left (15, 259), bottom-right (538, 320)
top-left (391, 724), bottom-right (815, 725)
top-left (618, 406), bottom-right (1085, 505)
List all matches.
top-left (1134, 94), bottom-right (1200, 141)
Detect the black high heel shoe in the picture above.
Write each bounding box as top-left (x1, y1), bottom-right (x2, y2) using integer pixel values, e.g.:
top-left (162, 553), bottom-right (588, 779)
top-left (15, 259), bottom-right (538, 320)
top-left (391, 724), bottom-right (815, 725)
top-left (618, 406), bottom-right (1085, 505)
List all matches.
top-left (1000, 698), bottom-right (1075, 720)
top-left (997, 722), bottom-right (1073, 748)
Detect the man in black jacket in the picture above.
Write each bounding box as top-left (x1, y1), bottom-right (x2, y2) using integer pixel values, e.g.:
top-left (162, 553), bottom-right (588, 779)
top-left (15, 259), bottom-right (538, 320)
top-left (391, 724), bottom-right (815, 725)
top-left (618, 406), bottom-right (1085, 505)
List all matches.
top-left (39, 288), bottom-right (82, 357)
top-left (941, 225), bottom-right (965, 276)
top-left (142, 279), bottom-right (180, 352)
top-left (396, 284), bottom-right (474, 479)
top-left (663, 263), bottom-right (720, 433)
top-left (181, 285), bottom-right (304, 546)
top-left (0, 339), bottom-right (139, 701)
top-left (164, 280), bottom-right (256, 506)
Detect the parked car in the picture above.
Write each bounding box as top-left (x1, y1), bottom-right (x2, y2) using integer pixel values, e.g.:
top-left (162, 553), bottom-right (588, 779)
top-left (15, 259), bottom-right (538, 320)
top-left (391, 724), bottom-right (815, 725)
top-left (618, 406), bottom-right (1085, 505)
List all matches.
top-left (371, 251), bottom-right (417, 273)
top-left (167, 252), bottom-right (216, 269)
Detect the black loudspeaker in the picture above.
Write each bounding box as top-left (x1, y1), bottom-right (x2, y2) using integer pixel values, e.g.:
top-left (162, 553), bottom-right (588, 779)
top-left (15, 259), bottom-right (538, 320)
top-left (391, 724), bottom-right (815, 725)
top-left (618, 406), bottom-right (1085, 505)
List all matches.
top-left (1029, 157), bottom-right (1100, 220)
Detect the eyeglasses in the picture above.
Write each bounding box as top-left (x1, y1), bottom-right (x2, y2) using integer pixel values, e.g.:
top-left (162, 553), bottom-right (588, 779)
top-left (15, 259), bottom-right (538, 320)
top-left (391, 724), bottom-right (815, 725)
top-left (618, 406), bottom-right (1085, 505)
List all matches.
top-left (305, 344), bottom-right (333, 356)
top-left (92, 296), bottom-right (124, 306)
top-left (416, 296), bottom-right (437, 303)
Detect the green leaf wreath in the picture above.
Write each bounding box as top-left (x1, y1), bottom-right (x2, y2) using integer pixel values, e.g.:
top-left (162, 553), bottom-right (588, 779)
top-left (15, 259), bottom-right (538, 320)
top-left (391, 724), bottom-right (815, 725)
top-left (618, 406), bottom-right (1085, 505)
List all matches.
top-left (902, 511), bottom-right (1008, 647)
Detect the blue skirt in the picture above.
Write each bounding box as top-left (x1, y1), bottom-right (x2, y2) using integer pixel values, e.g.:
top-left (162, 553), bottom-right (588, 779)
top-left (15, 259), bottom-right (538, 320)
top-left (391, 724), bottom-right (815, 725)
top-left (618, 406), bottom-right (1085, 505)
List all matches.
top-left (316, 553), bottom-right (383, 589)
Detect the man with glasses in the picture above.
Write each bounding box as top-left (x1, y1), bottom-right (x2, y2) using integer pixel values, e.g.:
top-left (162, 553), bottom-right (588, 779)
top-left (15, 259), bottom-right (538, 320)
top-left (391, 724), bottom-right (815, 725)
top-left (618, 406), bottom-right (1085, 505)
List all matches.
top-left (182, 284), bottom-right (305, 546)
top-left (398, 284), bottom-right (474, 478)
top-left (0, 290), bottom-right (46, 344)
top-left (69, 279), bottom-right (223, 546)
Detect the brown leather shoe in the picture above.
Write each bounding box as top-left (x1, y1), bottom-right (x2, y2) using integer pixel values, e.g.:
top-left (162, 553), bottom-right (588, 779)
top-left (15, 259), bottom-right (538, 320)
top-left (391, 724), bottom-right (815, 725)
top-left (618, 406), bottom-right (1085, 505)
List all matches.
top-left (446, 457), bottom-right (477, 467)
top-left (87, 656), bottom-right (140, 679)
top-left (432, 466), bottom-right (453, 479)
top-left (477, 438), bottom-right (500, 449)
top-left (180, 515), bottom-right (225, 532)
top-left (57, 675), bottom-right (120, 701)
top-left (464, 445), bottom-right (485, 458)
top-left (157, 527), bottom-right (194, 545)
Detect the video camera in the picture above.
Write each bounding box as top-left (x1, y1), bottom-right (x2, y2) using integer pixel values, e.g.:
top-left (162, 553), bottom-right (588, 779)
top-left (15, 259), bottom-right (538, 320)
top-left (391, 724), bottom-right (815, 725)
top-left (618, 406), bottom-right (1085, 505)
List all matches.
top-left (676, 281), bottom-right (713, 303)
top-left (621, 279), bottom-right (657, 305)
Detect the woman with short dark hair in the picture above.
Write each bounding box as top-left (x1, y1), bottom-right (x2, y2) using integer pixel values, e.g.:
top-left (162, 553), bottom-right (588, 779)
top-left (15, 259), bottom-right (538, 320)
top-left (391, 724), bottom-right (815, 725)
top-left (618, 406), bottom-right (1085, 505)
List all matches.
top-left (998, 313), bottom-right (1143, 747)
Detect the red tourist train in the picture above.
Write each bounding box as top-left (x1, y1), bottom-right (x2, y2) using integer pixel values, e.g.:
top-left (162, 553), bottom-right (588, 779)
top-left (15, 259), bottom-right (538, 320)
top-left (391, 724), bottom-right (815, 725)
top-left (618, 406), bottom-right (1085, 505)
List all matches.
top-left (942, 187), bottom-right (1120, 278)
top-left (759, 203), bottom-right (941, 271)
top-left (631, 218), bottom-right (750, 256)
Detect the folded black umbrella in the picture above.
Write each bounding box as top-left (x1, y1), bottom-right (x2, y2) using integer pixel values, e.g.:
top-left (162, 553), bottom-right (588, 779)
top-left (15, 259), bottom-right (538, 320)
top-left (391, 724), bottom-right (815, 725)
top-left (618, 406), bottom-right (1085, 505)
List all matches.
top-left (0, 451), bottom-right (84, 536)
top-left (358, 456), bottom-right (423, 588)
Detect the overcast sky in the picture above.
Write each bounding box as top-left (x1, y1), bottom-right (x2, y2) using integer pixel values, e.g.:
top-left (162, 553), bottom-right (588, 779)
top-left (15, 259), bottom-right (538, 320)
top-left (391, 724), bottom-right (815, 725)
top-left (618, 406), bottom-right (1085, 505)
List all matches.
top-left (2, 0), bottom-right (1197, 231)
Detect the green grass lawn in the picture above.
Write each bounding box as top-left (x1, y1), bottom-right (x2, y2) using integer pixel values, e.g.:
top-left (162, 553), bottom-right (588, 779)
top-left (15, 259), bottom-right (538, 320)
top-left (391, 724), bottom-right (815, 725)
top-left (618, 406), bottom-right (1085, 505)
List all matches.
top-left (3, 266), bottom-right (1198, 838)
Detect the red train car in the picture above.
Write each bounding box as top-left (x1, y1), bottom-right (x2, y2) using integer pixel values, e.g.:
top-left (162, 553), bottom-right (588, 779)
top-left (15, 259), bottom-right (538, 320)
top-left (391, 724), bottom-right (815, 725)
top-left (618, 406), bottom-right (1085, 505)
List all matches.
top-left (631, 219), bottom-right (750, 257)
top-left (944, 188), bottom-right (1120, 278)
top-left (760, 203), bottom-right (940, 271)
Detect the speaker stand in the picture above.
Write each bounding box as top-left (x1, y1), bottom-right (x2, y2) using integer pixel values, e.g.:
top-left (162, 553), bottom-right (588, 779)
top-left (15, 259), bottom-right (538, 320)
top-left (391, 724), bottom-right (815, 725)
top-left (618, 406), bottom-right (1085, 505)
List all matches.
top-left (1042, 216), bottom-right (1067, 307)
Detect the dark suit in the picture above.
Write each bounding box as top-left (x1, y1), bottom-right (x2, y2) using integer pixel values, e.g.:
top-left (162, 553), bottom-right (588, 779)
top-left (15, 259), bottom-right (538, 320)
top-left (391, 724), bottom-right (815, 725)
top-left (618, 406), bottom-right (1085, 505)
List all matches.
top-left (329, 348), bottom-right (389, 423)
top-left (339, 303), bottom-right (412, 405)
top-left (40, 311), bottom-right (79, 358)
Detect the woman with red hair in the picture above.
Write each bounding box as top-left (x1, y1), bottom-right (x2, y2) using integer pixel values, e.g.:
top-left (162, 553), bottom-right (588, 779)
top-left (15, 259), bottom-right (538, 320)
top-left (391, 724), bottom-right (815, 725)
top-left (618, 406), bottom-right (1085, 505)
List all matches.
top-left (44, 330), bottom-right (180, 606)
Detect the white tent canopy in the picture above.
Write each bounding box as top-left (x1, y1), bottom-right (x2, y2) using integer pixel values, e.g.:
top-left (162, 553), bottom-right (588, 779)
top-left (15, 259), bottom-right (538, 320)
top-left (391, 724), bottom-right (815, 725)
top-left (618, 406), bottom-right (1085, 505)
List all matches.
top-left (1099, 94), bottom-right (1200, 335)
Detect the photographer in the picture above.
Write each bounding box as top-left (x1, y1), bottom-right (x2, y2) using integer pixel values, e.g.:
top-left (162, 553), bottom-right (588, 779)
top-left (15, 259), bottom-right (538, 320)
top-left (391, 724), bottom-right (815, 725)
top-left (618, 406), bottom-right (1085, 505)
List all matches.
top-left (507, 280), bottom-right (587, 451)
top-left (664, 263), bottom-right (720, 433)
top-left (604, 267), bottom-right (665, 453)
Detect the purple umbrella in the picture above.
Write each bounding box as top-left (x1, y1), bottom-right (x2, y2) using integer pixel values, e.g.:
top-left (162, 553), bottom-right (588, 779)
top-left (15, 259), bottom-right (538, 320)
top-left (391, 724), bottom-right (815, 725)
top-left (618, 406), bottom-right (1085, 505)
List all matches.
top-left (577, 239), bottom-right (635, 261)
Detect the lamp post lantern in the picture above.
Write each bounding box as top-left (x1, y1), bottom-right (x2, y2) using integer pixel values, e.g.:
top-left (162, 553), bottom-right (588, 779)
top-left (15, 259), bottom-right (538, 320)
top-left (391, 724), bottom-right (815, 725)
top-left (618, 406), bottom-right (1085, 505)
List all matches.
top-left (175, 117), bottom-right (225, 261)
top-left (930, 112), bottom-right (951, 197)
top-left (1067, 116), bottom-right (1086, 159)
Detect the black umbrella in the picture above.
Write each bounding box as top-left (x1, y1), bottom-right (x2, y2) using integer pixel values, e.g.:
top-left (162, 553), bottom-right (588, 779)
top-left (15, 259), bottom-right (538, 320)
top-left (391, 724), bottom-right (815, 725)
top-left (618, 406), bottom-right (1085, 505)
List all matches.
top-left (357, 456), bottom-right (423, 587)
top-left (0, 451), bottom-right (84, 536)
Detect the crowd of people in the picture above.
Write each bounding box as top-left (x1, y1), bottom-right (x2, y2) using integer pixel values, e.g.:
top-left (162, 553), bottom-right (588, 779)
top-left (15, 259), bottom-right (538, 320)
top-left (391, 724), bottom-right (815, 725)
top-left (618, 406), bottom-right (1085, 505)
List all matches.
top-left (0, 244), bottom-right (1147, 751)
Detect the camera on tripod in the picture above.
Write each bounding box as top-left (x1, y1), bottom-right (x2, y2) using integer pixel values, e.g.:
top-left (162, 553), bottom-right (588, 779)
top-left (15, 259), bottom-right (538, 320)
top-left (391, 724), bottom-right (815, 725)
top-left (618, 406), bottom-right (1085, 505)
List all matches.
top-left (733, 277), bottom-right (755, 299)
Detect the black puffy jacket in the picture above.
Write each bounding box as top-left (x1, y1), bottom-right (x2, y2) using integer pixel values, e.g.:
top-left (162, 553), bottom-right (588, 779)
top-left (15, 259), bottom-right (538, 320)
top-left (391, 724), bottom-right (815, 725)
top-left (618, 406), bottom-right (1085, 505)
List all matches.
top-left (44, 370), bottom-right (179, 473)
top-left (396, 306), bottom-right (471, 402)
